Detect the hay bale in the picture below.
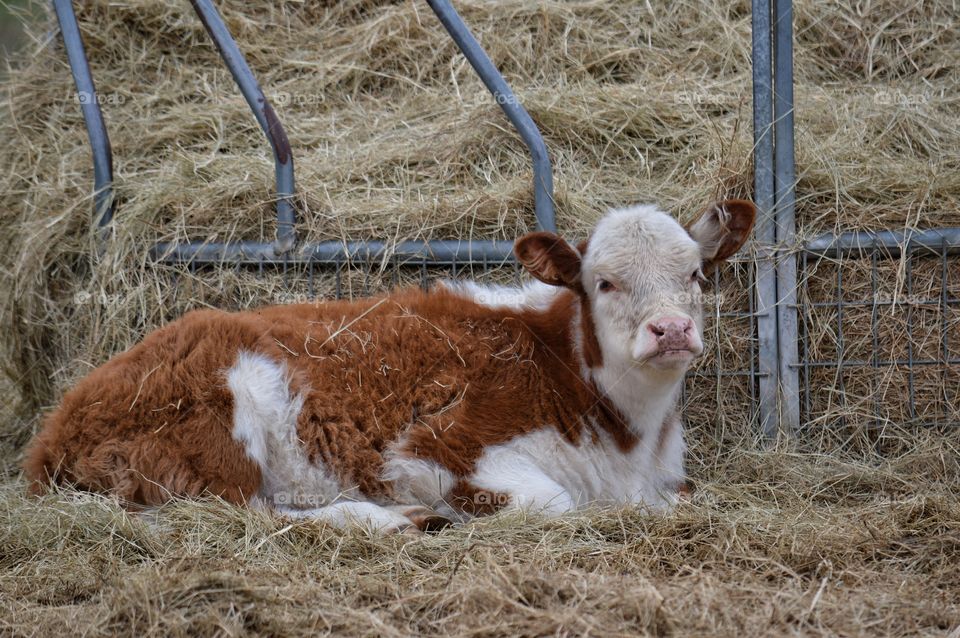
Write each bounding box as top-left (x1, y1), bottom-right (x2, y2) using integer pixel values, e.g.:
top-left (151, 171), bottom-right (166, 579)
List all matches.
top-left (0, 0), bottom-right (958, 464)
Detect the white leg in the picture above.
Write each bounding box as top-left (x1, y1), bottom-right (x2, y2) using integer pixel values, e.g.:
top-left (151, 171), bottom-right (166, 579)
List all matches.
top-left (510, 477), bottom-right (576, 516)
top-left (276, 500), bottom-right (419, 534)
top-left (470, 450), bottom-right (576, 517)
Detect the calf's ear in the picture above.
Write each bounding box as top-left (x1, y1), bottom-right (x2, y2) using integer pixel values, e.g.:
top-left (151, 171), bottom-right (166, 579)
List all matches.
top-left (686, 199), bottom-right (756, 266)
top-left (514, 231), bottom-right (583, 290)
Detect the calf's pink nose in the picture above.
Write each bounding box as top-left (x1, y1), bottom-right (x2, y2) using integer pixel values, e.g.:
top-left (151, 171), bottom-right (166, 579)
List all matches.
top-left (648, 316), bottom-right (694, 350)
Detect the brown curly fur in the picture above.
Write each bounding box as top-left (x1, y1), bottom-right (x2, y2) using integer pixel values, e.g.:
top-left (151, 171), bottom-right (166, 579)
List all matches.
top-left (24, 282), bottom-right (628, 512)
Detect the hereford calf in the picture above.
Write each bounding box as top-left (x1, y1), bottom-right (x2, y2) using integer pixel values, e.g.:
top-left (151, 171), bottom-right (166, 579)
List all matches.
top-left (25, 200), bottom-right (754, 532)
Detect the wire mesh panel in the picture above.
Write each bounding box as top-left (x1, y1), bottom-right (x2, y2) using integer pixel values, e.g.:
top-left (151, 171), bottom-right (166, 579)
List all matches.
top-left (797, 239), bottom-right (960, 438)
top-left (161, 258), bottom-right (522, 315)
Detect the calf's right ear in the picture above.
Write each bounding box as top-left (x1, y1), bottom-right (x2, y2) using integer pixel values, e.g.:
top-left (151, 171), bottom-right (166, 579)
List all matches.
top-left (514, 231), bottom-right (583, 290)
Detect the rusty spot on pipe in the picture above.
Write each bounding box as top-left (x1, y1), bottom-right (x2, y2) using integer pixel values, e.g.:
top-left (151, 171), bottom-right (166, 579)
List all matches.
top-left (262, 101), bottom-right (291, 165)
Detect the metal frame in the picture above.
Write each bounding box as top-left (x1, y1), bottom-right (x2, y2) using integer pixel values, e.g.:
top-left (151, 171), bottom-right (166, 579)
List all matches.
top-left (52, 0), bottom-right (555, 266)
top-left (772, 0), bottom-right (801, 434)
top-left (751, 0), bottom-right (780, 437)
top-left (753, 0), bottom-right (802, 436)
top-left (804, 228), bottom-right (960, 258)
top-left (755, 0), bottom-right (959, 433)
top-left (149, 238), bottom-right (517, 266)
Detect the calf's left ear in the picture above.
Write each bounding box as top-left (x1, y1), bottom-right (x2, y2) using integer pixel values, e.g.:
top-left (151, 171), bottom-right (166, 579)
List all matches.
top-left (686, 199), bottom-right (756, 266)
top-left (514, 231), bottom-right (583, 290)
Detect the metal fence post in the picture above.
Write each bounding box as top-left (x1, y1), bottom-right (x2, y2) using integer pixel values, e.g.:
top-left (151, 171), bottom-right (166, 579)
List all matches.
top-left (752, 0), bottom-right (781, 438)
top-left (773, 0), bottom-right (800, 434)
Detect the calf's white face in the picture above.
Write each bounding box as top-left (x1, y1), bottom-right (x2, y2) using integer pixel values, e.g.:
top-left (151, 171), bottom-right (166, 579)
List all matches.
top-left (515, 200), bottom-right (755, 376)
top-left (585, 205), bottom-right (708, 371)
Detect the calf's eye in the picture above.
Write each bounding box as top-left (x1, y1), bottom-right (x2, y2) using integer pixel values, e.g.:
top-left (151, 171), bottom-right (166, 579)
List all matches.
top-left (597, 279), bottom-right (618, 293)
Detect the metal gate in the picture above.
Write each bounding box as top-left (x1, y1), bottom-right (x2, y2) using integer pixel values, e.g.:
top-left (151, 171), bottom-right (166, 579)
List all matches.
top-left (52, 0), bottom-right (960, 435)
top-left (751, 0), bottom-right (959, 436)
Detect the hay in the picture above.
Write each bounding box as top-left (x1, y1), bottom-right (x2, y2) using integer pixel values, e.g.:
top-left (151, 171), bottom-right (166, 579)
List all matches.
top-left (0, 0), bottom-right (959, 634)
top-left (2, 433), bottom-right (958, 636)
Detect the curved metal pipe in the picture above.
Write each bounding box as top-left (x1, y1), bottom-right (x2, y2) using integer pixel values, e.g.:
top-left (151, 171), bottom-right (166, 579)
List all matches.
top-left (189, 0), bottom-right (296, 253)
top-left (426, 0), bottom-right (555, 232)
top-left (52, 0), bottom-right (114, 232)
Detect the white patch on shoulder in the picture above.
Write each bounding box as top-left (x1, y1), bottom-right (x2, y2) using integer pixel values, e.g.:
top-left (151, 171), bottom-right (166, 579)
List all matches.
top-left (440, 280), bottom-right (562, 312)
top-left (227, 351), bottom-right (347, 509)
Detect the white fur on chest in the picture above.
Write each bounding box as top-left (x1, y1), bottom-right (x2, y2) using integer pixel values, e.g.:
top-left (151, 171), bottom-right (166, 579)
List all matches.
top-left (443, 278), bottom-right (688, 515)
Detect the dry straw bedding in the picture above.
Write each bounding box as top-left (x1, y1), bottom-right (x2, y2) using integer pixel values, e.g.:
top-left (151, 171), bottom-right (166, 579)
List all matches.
top-left (2, 439), bottom-right (959, 637)
top-left (0, 0), bottom-right (958, 635)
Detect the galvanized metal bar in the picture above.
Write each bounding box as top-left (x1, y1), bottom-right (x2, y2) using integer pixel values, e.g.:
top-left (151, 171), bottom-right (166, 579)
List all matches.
top-left (151, 238), bottom-right (517, 266)
top-left (363, 258), bottom-right (371, 297)
top-left (941, 243), bottom-right (951, 415)
top-left (747, 262), bottom-right (758, 422)
top-left (942, 243), bottom-right (950, 358)
top-left (940, 244), bottom-right (950, 416)
top-left (798, 357), bottom-right (960, 368)
top-left (426, 0), bottom-right (555, 232)
top-left (773, 0), bottom-right (800, 434)
top-left (335, 260), bottom-right (343, 298)
top-left (688, 370), bottom-right (761, 378)
top-left (713, 261), bottom-right (722, 405)
top-left (188, 0), bottom-right (296, 253)
top-left (804, 228), bottom-right (960, 258)
top-left (800, 259), bottom-right (812, 427)
top-left (52, 0), bottom-right (114, 231)
top-left (803, 298), bottom-right (960, 309)
top-left (752, 0), bottom-right (781, 437)
top-left (149, 234), bottom-right (769, 270)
